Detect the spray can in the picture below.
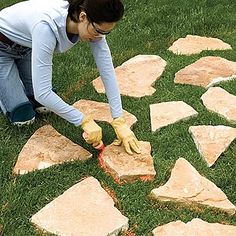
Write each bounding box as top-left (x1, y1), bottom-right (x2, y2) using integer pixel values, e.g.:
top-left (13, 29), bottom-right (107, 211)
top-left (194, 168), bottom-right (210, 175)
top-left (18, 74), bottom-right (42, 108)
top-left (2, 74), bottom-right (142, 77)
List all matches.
top-left (82, 132), bottom-right (104, 151)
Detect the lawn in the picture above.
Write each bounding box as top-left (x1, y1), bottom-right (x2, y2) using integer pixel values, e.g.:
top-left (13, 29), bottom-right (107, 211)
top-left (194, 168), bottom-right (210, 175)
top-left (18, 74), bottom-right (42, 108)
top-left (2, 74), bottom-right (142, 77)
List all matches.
top-left (0, 0), bottom-right (236, 235)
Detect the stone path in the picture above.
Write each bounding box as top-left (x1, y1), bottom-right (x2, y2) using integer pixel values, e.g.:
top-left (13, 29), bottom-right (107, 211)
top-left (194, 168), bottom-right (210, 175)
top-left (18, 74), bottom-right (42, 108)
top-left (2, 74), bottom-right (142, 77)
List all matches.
top-left (201, 87), bottom-right (236, 122)
top-left (150, 101), bottom-right (198, 132)
top-left (98, 141), bottom-right (156, 183)
top-left (152, 218), bottom-right (236, 236)
top-left (174, 56), bottom-right (236, 88)
top-left (13, 125), bottom-right (92, 175)
top-left (9, 36), bottom-right (236, 235)
top-left (92, 55), bottom-right (167, 97)
top-left (150, 158), bottom-right (236, 215)
top-left (189, 125), bottom-right (236, 167)
top-left (73, 99), bottom-right (137, 128)
top-left (31, 177), bottom-right (128, 236)
top-left (168, 35), bottom-right (232, 55)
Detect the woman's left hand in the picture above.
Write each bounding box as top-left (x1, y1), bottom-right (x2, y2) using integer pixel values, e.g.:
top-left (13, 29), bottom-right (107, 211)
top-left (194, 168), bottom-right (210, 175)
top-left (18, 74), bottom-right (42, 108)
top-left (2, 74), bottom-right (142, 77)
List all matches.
top-left (111, 117), bottom-right (141, 155)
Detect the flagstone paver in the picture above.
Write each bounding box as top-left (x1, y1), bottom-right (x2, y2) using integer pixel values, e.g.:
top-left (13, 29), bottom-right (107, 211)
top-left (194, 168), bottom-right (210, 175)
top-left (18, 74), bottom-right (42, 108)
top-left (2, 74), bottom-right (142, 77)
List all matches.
top-left (31, 177), bottom-right (129, 236)
top-left (13, 125), bottom-right (92, 175)
top-left (99, 141), bottom-right (156, 183)
top-left (189, 125), bottom-right (236, 167)
top-left (150, 101), bottom-right (198, 132)
top-left (168, 35), bottom-right (232, 55)
top-left (152, 218), bottom-right (236, 236)
top-left (174, 56), bottom-right (236, 88)
top-left (92, 55), bottom-right (167, 97)
top-left (150, 158), bottom-right (236, 215)
top-left (201, 87), bottom-right (236, 122)
top-left (73, 99), bottom-right (137, 128)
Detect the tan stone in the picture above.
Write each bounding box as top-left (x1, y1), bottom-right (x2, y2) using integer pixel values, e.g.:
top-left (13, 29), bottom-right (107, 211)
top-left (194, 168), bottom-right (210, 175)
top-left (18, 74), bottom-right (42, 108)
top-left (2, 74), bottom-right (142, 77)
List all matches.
top-left (189, 125), bottom-right (236, 167)
top-left (150, 158), bottom-right (236, 215)
top-left (153, 220), bottom-right (187, 236)
top-left (174, 56), bottom-right (236, 88)
top-left (31, 177), bottom-right (129, 236)
top-left (73, 99), bottom-right (137, 128)
top-left (150, 101), bottom-right (198, 132)
top-left (152, 218), bottom-right (236, 236)
top-left (100, 141), bottom-right (156, 183)
top-left (201, 87), bottom-right (236, 123)
top-left (169, 35), bottom-right (232, 55)
top-left (13, 125), bottom-right (92, 175)
top-left (92, 55), bottom-right (167, 97)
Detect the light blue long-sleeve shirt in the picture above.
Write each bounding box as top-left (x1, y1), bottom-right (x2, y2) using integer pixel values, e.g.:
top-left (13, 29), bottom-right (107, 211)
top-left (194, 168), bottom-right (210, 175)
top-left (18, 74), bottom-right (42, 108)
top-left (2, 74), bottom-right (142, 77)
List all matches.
top-left (0, 0), bottom-right (123, 126)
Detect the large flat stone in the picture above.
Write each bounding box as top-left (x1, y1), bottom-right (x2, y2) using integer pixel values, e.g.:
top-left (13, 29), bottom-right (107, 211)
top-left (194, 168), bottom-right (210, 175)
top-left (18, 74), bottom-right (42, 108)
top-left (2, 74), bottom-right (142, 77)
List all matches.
top-left (174, 56), bottom-right (236, 88)
top-left (73, 99), bottom-right (137, 128)
top-left (150, 158), bottom-right (236, 215)
top-left (99, 141), bottom-right (156, 183)
top-left (201, 87), bottom-right (236, 122)
top-left (31, 177), bottom-right (129, 236)
top-left (13, 125), bottom-right (92, 175)
top-left (189, 125), bottom-right (236, 167)
top-left (168, 35), bottom-right (232, 55)
top-left (152, 218), bottom-right (236, 236)
top-left (92, 55), bottom-right (167, 97)
top-left (150, 101), bottom-right (198, 132)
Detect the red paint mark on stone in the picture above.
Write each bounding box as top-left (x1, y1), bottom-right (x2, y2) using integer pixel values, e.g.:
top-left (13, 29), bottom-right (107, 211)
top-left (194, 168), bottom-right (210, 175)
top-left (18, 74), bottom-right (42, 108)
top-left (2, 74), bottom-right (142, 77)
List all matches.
top-left (98, 146), bottom-right (154, 184)
top-left (140, 175), bottom-right (154, 181)
top-left (98, 149), bottom-right (123, 185)
top-left (124, 230), bottom-right (136, 236)
top-left (98, 153), bottom-right (154, 184)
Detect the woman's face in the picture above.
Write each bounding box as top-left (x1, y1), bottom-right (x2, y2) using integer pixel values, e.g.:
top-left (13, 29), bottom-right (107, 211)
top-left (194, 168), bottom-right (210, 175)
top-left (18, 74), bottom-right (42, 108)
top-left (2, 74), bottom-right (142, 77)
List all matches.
top-left (77, 12), bottom-right (116, 41)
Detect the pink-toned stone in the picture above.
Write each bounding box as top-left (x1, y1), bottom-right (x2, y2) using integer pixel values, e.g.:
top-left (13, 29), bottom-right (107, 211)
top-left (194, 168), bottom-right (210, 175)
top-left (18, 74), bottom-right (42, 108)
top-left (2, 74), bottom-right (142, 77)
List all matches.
top-left (150, 101), bottom-right (198, 132)
top-left (152, 218), bottom-right (236, 236)
top-left (201, 87), bottom-right (236, 123)
top-left (13, 125), bottom-right (92, 175)
top-left (92, 55), bottom-right (167, 97)
top-left (73, 99), bottom-right (137, 128)
top-left (189, 125), bottom-right (236, 167)
top-left (31, 177), bottom-right (129, 236)
top-left (168, 35), bottom-right (232, 55)
top-left (99, 141), bottom-right (156, 183)
top-left (174, 56), bottom-right (236, 88)
top-left (150, 158), bottom-right (236, 215)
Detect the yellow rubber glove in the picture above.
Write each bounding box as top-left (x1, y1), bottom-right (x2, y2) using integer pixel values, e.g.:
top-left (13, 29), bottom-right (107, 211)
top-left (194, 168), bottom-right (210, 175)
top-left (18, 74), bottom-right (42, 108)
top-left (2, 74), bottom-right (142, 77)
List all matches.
top-left (111, 117), bottom-right (141, 155)
top-left (81, 116), bottom-right (102, 146)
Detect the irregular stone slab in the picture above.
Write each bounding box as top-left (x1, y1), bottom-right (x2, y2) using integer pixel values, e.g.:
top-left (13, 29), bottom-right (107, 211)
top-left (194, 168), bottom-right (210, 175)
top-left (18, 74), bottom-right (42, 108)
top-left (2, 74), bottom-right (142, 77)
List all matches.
top-left (92, 55), bottom-right (167, 97)
top-left (201, 87), bottom-right (236, 122)
top-left (150, 158), bottom-right (236, 215)
top-left (31, 177), bottom-right (129, 236)
top-left (168, 35), bottom-right (232, 55)
top-left (189, 125), bottom-right (236, 167)
top-left (152, 218), bottom-right (236, 236)
top-left (73, 99), bottom-right (137, 128)
top-left (150, 101), bottom-right (198, 132)
top-left (99, 141), bottom-right (156, 183)
top-left (174, 56), bottom-right (236, 88)
top-left (13, 125), bottom-right (92, 175)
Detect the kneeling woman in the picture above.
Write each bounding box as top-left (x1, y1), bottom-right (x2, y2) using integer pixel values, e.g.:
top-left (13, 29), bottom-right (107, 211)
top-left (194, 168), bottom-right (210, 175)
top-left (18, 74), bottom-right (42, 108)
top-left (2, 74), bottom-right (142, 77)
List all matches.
top-left (0, 0), bottom-right (140, 155)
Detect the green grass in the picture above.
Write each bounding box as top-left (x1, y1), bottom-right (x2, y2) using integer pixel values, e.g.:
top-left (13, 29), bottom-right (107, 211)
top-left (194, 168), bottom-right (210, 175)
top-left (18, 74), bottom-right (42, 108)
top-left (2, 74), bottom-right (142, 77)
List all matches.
top-left (1, 0), bottom-right (236, 235)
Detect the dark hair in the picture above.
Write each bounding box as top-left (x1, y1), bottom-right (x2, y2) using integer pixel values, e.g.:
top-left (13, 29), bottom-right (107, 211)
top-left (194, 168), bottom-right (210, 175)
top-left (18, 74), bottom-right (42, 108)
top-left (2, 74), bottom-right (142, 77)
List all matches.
top-left (67, 0), bottom-right (124, 24)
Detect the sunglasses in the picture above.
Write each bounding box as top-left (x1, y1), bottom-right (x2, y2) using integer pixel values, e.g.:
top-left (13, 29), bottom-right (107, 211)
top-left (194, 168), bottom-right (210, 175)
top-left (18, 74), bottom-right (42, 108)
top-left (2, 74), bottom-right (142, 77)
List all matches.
top-left (79, 6), bottom-right (112, 35)
top-left (91, 21), bottom-right (112, 35)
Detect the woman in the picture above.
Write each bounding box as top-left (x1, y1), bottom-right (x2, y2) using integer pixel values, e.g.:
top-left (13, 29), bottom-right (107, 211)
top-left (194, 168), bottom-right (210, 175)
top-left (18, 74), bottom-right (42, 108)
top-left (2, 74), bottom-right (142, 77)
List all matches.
top-left (0, 0), bottom-right (140, 155)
